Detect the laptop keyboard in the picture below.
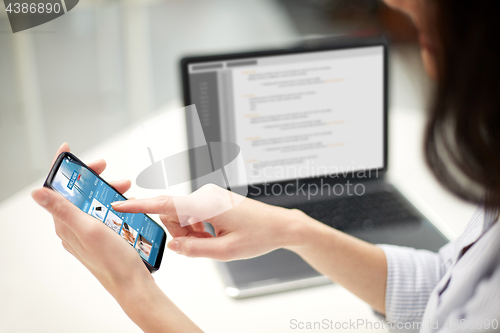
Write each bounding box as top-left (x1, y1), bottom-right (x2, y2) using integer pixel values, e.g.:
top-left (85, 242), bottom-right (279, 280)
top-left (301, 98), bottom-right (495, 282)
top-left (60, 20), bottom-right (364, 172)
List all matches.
top-left (293, 190), bottom-right (422, 232)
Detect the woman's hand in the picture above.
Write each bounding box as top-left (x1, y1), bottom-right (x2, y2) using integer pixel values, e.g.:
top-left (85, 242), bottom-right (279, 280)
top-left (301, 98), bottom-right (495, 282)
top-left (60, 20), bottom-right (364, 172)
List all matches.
top-left (32, 143), bottom-right (203, 333)
top-left (112, 184), bottom-right (312, 261)
top-left (112, 184), bottom-right (388, 315)
top-left (31, 143), bottom-right (152, 298)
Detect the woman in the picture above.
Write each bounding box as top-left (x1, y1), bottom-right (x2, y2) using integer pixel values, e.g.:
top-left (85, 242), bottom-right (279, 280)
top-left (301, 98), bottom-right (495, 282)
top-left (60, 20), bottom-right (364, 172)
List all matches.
top-left (31, 0), bottom-right (500, 332)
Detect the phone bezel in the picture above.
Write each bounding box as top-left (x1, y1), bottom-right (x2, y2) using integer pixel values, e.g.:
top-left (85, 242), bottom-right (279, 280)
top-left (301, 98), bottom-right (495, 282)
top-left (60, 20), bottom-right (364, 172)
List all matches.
top-left (43, 152), bottom-right (166, 272)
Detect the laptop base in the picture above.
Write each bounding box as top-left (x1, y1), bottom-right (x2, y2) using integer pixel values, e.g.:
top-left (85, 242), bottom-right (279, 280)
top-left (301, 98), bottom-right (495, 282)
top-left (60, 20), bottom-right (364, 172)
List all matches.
top-left (210, 181), bottom-right (448, 298)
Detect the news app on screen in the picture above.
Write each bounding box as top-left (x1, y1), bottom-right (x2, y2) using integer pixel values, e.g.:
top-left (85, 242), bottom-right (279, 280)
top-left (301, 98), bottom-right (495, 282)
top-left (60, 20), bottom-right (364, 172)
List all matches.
top-left (52, 156), bottom-right (163, 265)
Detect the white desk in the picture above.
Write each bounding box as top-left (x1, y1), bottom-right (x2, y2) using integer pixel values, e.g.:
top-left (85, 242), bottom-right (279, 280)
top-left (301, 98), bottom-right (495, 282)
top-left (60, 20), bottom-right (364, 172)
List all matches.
top-left (0, 105), bottom-right (476, 333)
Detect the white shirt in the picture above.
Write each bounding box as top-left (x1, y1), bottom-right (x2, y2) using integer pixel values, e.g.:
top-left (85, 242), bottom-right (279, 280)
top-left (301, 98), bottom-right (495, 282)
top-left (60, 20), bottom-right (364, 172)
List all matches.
top-left (377, 207), bottom-right (500, 332)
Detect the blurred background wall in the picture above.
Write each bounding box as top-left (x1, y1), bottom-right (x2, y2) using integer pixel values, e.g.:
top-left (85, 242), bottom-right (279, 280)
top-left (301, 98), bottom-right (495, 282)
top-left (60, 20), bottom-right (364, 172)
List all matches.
top-left (0, 0), bottom-right (431, 203)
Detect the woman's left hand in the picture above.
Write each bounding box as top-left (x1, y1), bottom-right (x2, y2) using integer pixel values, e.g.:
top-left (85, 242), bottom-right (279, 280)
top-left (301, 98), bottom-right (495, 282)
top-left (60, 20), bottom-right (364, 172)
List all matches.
top-left (32, 143), bottom-right (203, 333)
top-left (31, 143), bottom-right (153, 299)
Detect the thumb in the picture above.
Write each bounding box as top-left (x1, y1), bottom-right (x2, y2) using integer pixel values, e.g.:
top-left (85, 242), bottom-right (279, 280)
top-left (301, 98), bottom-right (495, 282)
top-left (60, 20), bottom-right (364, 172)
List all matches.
top-left (32, 187), bottom-right (86, 232)
top-left (168, 236), bottom-right (233, 261)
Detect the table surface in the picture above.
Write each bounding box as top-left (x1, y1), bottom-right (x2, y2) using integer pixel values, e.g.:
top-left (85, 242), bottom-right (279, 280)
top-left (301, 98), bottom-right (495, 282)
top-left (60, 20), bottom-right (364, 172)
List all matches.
top-left (0, 104), bottom-right (477, 333)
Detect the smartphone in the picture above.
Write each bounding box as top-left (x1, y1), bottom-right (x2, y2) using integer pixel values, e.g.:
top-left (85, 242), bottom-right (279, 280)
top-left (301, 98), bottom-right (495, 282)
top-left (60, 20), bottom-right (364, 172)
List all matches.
top-left (44, 152), bottom-right (166, 272)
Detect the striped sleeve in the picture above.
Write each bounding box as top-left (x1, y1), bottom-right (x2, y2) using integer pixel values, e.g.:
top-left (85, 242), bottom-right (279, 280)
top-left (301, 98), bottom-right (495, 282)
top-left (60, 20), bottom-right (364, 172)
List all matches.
top-left (376, 242), bottom-right (454, 324)
top-left (437, 251), bottom-right (500, 333)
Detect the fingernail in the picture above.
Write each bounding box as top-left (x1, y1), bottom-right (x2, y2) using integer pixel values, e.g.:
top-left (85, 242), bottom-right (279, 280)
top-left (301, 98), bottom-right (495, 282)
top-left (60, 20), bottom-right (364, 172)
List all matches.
top-left (111, 201), bottom-right (124, 207)
top-left (168, 240), bottom-right (180, 254)
top-left (32, 189), bottom-right (50, 206)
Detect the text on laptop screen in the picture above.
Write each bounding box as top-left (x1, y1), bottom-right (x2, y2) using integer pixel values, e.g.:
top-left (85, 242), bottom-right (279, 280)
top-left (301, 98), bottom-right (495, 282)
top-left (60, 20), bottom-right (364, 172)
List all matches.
top-left (187, 45), bottom-right (384, 187)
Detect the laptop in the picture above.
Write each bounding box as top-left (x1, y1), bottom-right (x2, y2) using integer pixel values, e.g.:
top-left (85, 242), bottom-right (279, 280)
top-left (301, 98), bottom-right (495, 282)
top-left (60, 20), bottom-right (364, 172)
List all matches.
top-left (180, 37), bottom-right (449, 298)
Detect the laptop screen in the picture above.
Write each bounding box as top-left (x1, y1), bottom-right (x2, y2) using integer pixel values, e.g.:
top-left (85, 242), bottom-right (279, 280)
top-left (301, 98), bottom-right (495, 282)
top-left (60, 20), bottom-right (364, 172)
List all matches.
top-left (185, 44), bottom-right (385, 187)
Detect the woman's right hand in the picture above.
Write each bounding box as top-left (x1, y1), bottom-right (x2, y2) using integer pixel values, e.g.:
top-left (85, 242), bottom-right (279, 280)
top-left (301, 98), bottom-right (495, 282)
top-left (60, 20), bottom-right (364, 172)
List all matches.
top-left (112, 184), bottom-right (389, 315)
top-left (112, 184), bottom-right (311, 261)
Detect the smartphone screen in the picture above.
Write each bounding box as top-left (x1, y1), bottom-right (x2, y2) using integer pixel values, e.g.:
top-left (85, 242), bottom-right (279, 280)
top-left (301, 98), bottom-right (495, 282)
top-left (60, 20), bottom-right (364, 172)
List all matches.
top-left (45, 153), bottom-right (165, 271)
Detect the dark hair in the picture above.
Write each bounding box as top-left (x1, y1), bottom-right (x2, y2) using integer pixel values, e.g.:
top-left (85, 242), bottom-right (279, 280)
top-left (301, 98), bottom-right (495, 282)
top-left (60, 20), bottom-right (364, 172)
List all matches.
top-left (424, 0), bottom-right (500, 211)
